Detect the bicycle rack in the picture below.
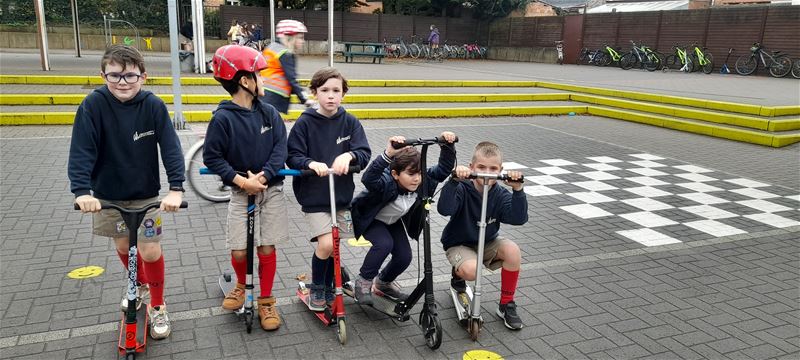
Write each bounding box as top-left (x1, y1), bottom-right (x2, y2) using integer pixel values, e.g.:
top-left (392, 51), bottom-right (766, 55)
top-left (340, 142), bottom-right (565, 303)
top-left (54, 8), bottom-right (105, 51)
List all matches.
top-left (103, 15), bottom-right (141, 50)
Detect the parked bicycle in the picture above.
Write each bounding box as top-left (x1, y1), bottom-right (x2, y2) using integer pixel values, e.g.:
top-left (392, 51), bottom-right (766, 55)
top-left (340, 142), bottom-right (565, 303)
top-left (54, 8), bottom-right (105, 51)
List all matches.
top-left (576, 47), bottom-right (603, 66)
top-left (664, 44), bottom-right (693, 73)
top-left (792, 58), bottom-right (800, 79)
top-left (735, 42), bottom-right (792, 78)
top-left (620, 40), bottom-right (662, 71)
top-left (597, 44), bottom-right (624, 67)
top-left (688, 44), bottom-right (714, 74)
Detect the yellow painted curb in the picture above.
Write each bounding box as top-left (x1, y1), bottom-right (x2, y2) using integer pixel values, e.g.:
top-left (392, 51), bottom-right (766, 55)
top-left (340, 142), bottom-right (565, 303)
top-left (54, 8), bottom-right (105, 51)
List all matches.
top-left (771, 106), bottom-right (800, 117)
top-left (767, 118), bottom-right (800, 132)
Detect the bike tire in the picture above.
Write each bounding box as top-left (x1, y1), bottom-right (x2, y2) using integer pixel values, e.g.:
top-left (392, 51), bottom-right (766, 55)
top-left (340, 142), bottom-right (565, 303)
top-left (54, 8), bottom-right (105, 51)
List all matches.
top-left (664, 54), bottom-right (679, 71)
top-left (702, 53), bottom-right (714, 74)
top-left (735, 55), bottom-right (758, 75)
top-left (769, 55), bottom-right (792, 78)
top-left (409, 44), bottom-right (421, 59)
top-left (577, 49), bottom-right (589, 65)
top-left (598, 52), bottom-right (611, 66)
top-left (186, 143), bottom-right (231, 203)
top-left (644, 52), bottom-right (660, 72)
top-left (792, 59), bottom-right (800, 79)
top-left (619, 53), bottom-right (635, 70)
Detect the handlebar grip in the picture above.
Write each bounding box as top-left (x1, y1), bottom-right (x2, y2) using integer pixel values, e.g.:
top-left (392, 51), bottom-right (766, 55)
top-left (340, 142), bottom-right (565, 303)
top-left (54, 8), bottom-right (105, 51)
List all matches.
top-left (391, 140), bottom-right (409, 149)
top-left (452, 170), bottom-right (525, 182)
top-left (278, 168), bottom-right (316, 177)
top-left (348, 165), bottom-right (362, 174)
top-left (391, 136), bottom-right (459, 149)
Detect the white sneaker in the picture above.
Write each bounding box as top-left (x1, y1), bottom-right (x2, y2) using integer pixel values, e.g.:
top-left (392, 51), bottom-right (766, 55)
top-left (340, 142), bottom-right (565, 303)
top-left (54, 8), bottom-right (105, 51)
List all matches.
top-left (148, 304), bottom-right (171, 340)
top-left (120, 282), bottom-right (150, 312)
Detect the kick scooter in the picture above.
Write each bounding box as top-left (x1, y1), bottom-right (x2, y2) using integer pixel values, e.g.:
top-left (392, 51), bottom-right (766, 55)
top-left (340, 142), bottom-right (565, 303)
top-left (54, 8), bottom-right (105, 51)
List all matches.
top-left (342, 136), bottom-right (455, 350)
top-left (76, 200), bottom-right (188, 359)
top-left (450, 171), bottom-right (523, 341)
top-left (290, 165), bottom-right (361, 345)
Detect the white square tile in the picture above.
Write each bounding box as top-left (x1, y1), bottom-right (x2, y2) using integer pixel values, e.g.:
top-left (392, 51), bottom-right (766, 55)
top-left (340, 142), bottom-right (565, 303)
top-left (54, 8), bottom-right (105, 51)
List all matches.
top-left (625, 186), bottom-right (672, 198)
top-left (560, 204), bottom-right (613, 219)
top-left (533, 166), bottom-right (571, 175)
top-left (630, 160), bottom-right (667, 168)
top-left (680, 205), bottom-right (737, 219)
top-left (502, 162), bottom-right (528, 170)
top-left (783, 194), bottom-right (800, 203)
top-left (620, 211), bottom-right (679, 228)
top-left (678, 192), bottom-right (729, 205)
top-left (583, 163), bottom-right (621, 171)
top-left (566, 192), bottom-right (616, 204)
top-left (574, 181), bottom-right (617, 192)
top-left (622, 198), bottom-right (674, 211)
top-left (617, 228), bottom-right (681, 247)
top-left (676, 182), bottom-right (724, 193)
top-left (628, 176), bottom-right (669, 186)
top-left (628, 168), bottom-right (669, 177)
top-left (736, 199), bottom-right (792, 213)
top-left (587, 156), bottom-right (623, 163)
top-left (675, 173), bottom-right (717, 183)
top-left (745, 213), bottom-right (800, 228)
top-left (578, 171), bottom-right (620, 181)
top-left (524, 186), bottom-right (561, 197)
top-left (541, 159), bottom-right (576, 166)
top-left (630, 153), bottom-right (666, 161)
top-left (528, 175), bottom-right (566, 185)
top-left (730, 188), bottom-right (780, 199)
top-left (724, 178), bottom-right (770, 188)
top-left (673, 165), bottom-right (713, 173)
top-left (685, 220), bottom-right (747, 237)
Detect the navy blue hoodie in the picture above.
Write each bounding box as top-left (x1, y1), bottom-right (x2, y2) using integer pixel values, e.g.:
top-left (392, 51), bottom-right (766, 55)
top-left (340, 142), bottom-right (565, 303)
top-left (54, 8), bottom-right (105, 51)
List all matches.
top-left (350, 143), bottom-right (455, 240)
top-left (203, 99), bottom-right (287, 186)
top-left (68, 86), bottom-right (184, 201)
top-left (437, 180), bottom-right (528, 250)
top-left (287, 107), bottom-right (371, 213)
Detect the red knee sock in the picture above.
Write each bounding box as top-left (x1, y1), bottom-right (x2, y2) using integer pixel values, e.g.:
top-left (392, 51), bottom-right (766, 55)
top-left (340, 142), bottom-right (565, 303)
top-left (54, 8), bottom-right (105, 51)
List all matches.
top-left (500, 268), bottom-right (519, 305)
top-left (257, 251), bottom-right (277, 298)
top-left (143, 255), bottom-right (165, 307)
top-left (117, 251), bottom-right (149, 284)
top-left (231, 255), bottom-right (246, 287)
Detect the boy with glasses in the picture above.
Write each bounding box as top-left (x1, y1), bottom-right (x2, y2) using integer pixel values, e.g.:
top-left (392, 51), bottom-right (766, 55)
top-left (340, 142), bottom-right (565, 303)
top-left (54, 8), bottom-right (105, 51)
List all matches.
top-left (69, 45), bottom-right (185, 340)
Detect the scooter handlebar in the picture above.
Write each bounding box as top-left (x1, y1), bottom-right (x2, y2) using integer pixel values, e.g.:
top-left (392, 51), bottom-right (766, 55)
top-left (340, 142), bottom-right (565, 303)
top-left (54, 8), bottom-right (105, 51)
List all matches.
top-left (74, 201), bottom-right (189, 211)
top-left (278, 166), bottom-right (362, 177)
top-left (391, 136), bottom-right (459, 149)
top-left (452, 170), bottom-right (525, 183)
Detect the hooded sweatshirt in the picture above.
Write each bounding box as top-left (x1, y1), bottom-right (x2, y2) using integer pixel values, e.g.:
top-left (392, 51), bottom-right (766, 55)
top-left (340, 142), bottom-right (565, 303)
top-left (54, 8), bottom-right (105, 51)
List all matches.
top-left (287, 107), bottom-right (371, 213)
top-left (203, 99), bottom-right (287, 186)
top-left (68, 86), bottom-right (184, 200)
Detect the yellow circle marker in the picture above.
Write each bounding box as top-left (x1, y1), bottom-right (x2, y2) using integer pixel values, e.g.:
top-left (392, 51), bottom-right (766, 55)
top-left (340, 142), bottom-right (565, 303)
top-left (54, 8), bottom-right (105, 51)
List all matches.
top-left (463, 350), bottom-right (503, 360)
top-left (67, 266), bottom-right (105, 279)
top-left (347, 236), bottom-right (372, 247)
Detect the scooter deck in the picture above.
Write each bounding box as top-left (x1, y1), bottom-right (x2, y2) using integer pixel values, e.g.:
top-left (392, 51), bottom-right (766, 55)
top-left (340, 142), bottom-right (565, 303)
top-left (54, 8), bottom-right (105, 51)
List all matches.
top-left (343, 281), bottom-right (409, 321)
top-left (450, 285), bottom-right (478, 325)
top-left (297, 282), bottom-right (333, 326)
top-left (219, 273), bottom-right (245, 315)
top-left (117, 306), bottom-right (148, 355)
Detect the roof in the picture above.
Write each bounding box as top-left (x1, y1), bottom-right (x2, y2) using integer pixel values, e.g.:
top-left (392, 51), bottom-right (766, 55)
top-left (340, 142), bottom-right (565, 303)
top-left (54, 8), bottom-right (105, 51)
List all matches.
top-left (538, 0), bottom-right (592, 9)
top-left (587, 0), bottom-right (689, 12)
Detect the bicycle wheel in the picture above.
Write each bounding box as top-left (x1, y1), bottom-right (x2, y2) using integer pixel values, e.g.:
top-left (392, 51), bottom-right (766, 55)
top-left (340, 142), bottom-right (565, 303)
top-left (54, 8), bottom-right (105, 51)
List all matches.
top-left (577, 49), bottom-right (589, 65)
top-left (735, 55), bottom-right (758, 75)
top-left (186, 144), bottom-right (231, 203)
top-left (409, 44), bottom-right (421, 59)
top-left (792, 59), bottom-right (800, 79)
top-left (619, 53), bottom-right (636, 70)
top-left (399, 44), bottom-right (409, 58)
top-left (644, 52), bottom-right (659, 71)
top-left (769, 55), bottom-right (792, 78)
top-left (598, 52), bottom-right (611, 66)
top-left (701, 53), bottom-right (714, 74)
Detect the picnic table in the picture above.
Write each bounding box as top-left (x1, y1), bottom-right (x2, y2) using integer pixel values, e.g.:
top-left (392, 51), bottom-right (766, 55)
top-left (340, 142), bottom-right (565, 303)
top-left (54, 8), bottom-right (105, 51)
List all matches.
top-left (340, 41), bottom-right (386, 64)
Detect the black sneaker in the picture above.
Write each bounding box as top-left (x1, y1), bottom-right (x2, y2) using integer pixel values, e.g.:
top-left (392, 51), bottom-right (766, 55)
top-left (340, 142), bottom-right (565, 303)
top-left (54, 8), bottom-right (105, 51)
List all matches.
top-left (354, 276), bottom-right (373, 305)
top-left (496, 301), bottom-right (524, 330)
top-left (324, 286), bottom-right (335, 306)
top-left (451, 267), bottom-right (467, 293)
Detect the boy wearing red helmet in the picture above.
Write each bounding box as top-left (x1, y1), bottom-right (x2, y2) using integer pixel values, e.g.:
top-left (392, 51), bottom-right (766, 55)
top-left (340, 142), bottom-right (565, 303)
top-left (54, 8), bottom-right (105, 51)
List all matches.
top-left (204, 45), bottom-right (289, 331)
top-left (261, 19), bottom-right (314, 114)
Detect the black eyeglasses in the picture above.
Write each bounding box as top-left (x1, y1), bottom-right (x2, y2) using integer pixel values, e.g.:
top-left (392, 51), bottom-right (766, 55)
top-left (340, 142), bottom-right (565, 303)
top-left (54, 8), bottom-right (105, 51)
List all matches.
top-left (103, 72), bottom-right (142, 84)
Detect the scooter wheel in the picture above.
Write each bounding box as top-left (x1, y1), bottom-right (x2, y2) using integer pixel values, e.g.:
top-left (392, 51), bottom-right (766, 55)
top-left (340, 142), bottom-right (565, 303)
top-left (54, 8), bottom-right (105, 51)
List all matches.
top-left (469, 318), bottom-right (481, 341)
top-left (245, 311), bottom-right (253, 333)
top-left (421, 313), bottom-right (442, 350)
top-left (223, 273), bottom-right (232, 282)
top-left (337, 319), bottom-right (347, 345)
top-left (126, 353), bottom-right (136, 360)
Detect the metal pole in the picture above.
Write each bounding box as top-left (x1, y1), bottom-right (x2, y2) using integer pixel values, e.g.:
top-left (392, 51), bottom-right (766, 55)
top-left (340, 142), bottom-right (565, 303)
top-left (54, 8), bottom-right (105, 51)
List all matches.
top-left (270, 0), bottom-right (276, 43)
top-left (168, 0), bottom-right (185, 128)
top-left (328, 0), bottom-right (333, 67)
top-left (192, 0), bottom-right (207, 74)
top-left (70, 0), bottom-right (81, 57)
top-left (34, 0), bottom-right (50, 71)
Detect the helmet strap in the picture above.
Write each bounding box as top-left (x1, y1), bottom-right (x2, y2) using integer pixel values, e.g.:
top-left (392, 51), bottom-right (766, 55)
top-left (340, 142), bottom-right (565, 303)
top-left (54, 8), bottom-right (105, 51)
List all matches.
top-left (237, 73), bottom-right (259, 102)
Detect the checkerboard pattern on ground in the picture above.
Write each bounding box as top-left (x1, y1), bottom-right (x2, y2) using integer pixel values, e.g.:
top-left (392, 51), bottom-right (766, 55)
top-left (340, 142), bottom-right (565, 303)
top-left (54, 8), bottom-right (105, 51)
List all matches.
top-left (506, 153), bottom-right (800, 246)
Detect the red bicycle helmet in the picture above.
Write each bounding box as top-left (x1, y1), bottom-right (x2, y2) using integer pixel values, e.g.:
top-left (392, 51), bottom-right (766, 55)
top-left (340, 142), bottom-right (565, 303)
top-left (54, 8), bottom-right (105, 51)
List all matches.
top-left (276, 19), bottom-right (307, 37)
top-left (212, 45), bottom-right (267, 81)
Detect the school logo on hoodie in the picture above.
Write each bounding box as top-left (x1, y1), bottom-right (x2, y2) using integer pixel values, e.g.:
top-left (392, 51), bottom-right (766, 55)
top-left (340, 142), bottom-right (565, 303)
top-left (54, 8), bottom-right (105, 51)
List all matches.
top-left (336, 135), bottom-right (351, 144)
top-left (133, 130), bottom-right (155, 142)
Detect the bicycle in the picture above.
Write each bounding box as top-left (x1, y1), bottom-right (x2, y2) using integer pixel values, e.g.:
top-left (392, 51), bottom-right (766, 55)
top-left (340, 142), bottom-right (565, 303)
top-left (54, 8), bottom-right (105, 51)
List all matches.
top-left (620, 40), bottom-right (662, 71)
top-left (664, 44), bottom-right (693, 73)
top-left (576, 47), bottom-right (602, 66)
top-left (792, 58), bottom-right (800, 79)
top-left (688, 44), bottom-right (714, 74)
top-left (597, 44), bottom-right (624, 67)
top-left (184, 129), bottom-right (231, 203)
top-left (735, 42), bottom-right (792, 78)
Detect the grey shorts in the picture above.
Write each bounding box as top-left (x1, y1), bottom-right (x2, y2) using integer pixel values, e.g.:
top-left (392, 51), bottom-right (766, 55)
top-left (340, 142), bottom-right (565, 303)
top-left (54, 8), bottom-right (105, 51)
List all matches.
top-left (302, 210), bottom-right (353, 242)
top-left (92, 197), bottom-right (162, 243)
top-left (445, 236), bottom-right (515, 271)
top-left (227, 184), bottom-right (289, 250)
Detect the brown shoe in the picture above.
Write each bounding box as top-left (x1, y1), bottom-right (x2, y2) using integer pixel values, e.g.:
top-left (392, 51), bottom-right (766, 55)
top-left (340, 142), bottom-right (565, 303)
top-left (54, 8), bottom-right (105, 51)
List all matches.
top-left (258, 296), bottom-right (281, 331)
top-left (222, 284), bottom-right (245, 310)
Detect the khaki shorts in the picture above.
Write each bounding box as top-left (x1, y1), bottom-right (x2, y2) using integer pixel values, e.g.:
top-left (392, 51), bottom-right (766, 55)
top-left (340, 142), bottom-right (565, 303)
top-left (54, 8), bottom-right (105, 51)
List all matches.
top-left (303, 210), bottom-right (353, 242)
top-left (93, 197), bottom-right (162, 243)
top-left (227, 184), bottom-right (289, 250)
top-left (446, 236), bottom-right (515, 271)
